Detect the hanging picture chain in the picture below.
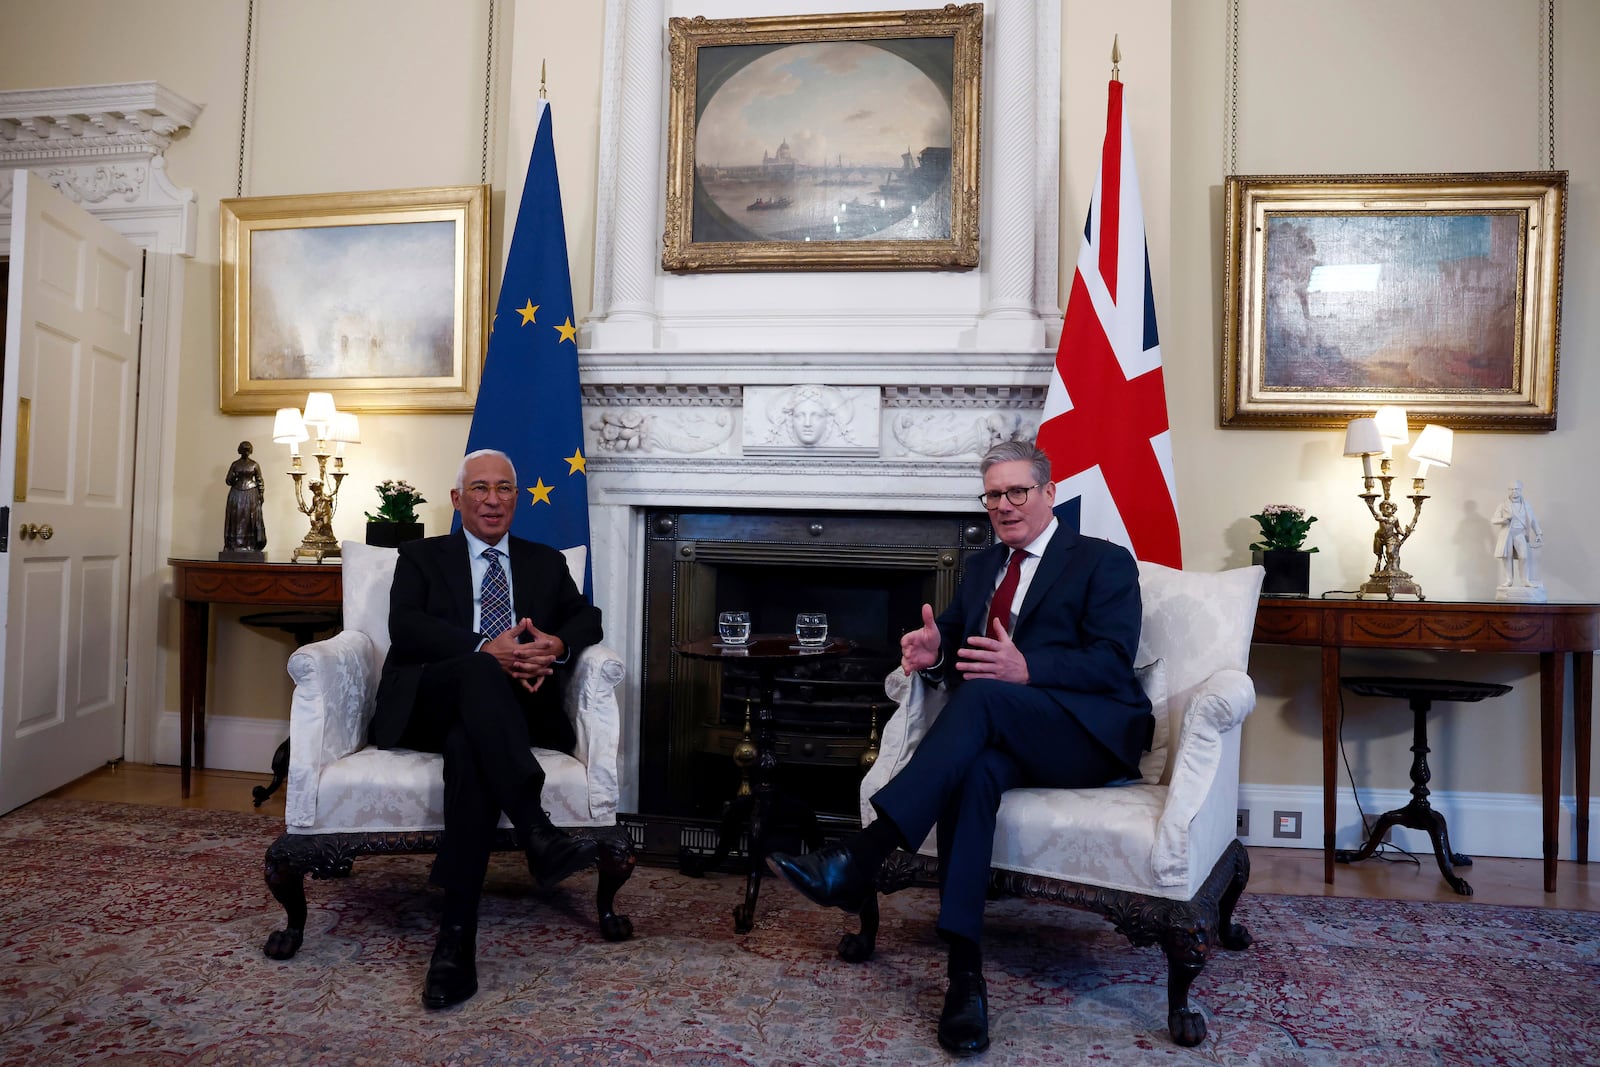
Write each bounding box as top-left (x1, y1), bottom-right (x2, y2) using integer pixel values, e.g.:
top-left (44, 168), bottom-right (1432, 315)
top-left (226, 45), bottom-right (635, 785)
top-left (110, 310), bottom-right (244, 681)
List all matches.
top-left (481, 0), bottom-right (498, 186)
top-left (1545, 0), bottom-right (1556, 169)
top-left (1226, 0), bottom-right (1240, 176)
top-left (236, 0), bottom-right (256, 198)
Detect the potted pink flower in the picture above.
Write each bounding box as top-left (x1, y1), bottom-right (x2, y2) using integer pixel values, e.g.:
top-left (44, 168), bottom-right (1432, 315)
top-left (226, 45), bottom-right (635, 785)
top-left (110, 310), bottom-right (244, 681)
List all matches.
top-left (365, 479), bottom-right (427, 547)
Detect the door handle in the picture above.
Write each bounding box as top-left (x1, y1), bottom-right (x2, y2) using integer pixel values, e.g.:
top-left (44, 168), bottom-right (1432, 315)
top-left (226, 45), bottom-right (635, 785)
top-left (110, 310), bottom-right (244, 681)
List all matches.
top-left (18, 523), bottom-right (52, 541)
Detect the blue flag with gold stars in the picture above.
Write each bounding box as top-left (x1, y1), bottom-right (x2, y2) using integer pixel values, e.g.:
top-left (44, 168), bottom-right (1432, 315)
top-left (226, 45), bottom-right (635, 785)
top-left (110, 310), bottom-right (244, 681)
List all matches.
top-left (463, 101), bottom-right (592, 594)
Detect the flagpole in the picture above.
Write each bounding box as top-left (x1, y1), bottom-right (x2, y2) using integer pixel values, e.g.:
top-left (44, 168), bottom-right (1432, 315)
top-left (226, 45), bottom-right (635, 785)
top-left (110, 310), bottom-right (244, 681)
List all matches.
top-left (1110, 35), bottom-right (1120, 82)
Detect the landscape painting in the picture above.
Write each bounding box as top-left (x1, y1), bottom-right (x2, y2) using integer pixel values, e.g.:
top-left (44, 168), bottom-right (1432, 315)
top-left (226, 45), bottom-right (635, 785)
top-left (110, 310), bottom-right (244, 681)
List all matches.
top-left (1221, 172), bottom-right (1566, 431)
top-left (219, 184), bottom-right (489, 414)
top-left (662, 7), bottom-right (983, 272)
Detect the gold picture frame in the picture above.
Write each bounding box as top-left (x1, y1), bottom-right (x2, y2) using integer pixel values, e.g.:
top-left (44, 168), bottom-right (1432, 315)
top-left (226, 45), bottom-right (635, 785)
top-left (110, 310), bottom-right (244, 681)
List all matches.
top-left (662, 5), bottom-right (983, 273)
top-left (1221, 171), bottom-right (1566, 432)
top-left (220, 184), bottom-right (489, 414)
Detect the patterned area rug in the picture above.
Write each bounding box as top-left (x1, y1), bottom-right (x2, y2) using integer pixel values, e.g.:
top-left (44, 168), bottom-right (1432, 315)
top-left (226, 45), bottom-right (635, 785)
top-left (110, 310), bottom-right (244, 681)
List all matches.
top-left (0, 799), bottom-right (1595, 1066)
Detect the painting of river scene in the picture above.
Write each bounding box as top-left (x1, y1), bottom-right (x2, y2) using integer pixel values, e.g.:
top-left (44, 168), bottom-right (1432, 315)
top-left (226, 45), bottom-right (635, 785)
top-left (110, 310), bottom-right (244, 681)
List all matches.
top-left (692, 40), bottom-right (953, 245)
top-left (663, 8), bottom-right (982, 272)
top-left (692, 39), bottom-right (953, 245)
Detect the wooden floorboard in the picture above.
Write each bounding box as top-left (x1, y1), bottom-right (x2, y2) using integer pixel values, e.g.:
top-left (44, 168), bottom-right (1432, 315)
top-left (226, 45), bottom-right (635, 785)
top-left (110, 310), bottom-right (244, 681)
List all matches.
top-left (43, 762), bottom-right (1600, 912)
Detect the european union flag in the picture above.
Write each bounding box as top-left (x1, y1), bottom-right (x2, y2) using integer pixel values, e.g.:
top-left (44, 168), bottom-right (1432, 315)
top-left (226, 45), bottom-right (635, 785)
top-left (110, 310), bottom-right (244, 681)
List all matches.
top-left (463, 101), bottom-right (592, 595)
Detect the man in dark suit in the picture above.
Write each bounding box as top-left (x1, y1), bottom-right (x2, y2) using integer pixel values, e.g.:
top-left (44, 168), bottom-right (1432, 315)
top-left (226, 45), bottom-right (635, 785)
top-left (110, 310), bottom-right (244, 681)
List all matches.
top-left (769, 439), bottom-right (1150, 1054)
top-left (372, 447), bottom-right (603, 1009)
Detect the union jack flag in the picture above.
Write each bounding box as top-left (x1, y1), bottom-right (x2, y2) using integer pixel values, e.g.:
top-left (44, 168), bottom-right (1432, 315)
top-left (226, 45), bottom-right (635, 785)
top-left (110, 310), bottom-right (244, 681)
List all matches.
top-left (1037, 78), bottom-right (1182, 567)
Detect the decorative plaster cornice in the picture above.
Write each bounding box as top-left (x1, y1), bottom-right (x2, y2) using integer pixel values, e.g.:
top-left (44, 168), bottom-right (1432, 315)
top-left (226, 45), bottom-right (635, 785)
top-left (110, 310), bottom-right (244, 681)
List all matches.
top-left (583, 384), bottom-right (742, 407)
top-left (883, 385), bottom-right (1047, 408)
top-left (0, 82), bottom-right (202, 163)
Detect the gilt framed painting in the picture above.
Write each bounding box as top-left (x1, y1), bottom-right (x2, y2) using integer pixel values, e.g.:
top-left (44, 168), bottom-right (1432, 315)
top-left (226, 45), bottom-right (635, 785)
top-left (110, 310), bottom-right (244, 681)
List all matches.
top-left (662, 5), bottom-right (983, 273)
top-left (220, 184), bottom-right (489, 414)
top-left (1221, 172), bottom-right (1566, 431)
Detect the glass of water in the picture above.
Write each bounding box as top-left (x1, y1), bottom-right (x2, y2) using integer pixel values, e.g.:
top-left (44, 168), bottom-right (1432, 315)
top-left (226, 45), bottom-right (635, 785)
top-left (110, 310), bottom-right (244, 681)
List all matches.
top-left (717, 610), bottom-right (751, 646)
top-left (794, 612), bottom-right (829, 647)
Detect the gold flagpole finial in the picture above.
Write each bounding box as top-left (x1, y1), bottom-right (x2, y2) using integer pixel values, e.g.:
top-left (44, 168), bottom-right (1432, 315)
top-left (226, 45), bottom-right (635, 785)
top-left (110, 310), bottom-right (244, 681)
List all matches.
top-left (540, 59), bottom-right (548, 100)
top-left (1110, 35), bottom-right (1121, 82)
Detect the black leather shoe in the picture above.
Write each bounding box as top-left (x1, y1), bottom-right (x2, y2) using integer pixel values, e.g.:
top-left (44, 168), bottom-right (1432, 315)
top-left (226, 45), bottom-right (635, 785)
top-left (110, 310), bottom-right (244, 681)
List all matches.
top-left (767, 844), bottom-right (871, 914)
top-left (422, 923), bottom-right (477, 1010)
top-left (937, 970), bottom-right (990, 1055)
top-left (525, 827), bottom-right (597, 890)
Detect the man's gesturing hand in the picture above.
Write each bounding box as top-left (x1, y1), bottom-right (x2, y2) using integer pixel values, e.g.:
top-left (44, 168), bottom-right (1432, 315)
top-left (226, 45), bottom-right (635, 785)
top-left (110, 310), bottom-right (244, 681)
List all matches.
top-left (955, 618), bottom-right (1029, 684)
top-left (900, 602), bottom-right (942, 673)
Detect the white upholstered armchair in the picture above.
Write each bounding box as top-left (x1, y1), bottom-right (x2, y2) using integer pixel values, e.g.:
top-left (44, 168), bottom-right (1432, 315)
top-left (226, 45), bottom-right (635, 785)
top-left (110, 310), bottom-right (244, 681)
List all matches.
top-left (848, 561), bottom-right (1265, 1047)
top-left (263, 541), bottom-right (635, 960)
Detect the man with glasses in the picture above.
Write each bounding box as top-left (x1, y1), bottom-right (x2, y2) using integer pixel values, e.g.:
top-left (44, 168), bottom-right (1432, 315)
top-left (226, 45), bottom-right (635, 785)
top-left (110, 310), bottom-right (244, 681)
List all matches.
top-left (769, 438), bottom-right (1150, 1054)
top-left (371, 447), bottom-right (603, 1009)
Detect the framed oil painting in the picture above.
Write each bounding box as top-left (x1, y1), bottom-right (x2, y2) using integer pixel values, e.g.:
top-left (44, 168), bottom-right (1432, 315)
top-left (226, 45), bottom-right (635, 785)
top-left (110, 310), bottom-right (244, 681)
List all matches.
top-left (661, 5), bottom-right (983, 273)
top-left (220, 184), bottom-right (489, 414)
top-left (1221, 172), bottom-right (1566, 432)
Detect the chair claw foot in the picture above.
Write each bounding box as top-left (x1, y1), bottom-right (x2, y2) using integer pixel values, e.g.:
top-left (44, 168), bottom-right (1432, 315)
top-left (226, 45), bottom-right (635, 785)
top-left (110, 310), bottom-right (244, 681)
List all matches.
top-left (263, 927), bottom-right (304, 960)
top-left (1168, 1006), bottom-right (1206, 1047)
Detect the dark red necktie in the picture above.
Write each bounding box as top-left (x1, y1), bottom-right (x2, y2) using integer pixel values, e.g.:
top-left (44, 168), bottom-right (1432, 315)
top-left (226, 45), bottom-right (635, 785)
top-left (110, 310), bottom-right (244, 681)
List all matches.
top-left (986, 549), bottom-right (1027, 639)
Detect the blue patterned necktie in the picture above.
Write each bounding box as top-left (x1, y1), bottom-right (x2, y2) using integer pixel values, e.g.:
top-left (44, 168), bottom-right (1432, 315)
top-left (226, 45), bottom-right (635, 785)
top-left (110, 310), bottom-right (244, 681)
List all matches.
top-left (480, 547), bottom-right (513, 639)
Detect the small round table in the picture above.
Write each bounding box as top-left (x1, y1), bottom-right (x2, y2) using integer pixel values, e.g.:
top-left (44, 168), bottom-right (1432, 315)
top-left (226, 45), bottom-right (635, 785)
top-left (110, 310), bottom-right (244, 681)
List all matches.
top-left (674, 634), bottom-right (854, 932)
top-left (1336, 676), bottom-right (1513, 895)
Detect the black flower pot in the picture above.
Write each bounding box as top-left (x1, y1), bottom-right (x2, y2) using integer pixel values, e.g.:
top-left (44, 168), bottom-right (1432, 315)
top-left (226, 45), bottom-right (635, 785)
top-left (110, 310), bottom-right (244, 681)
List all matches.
top-left (1253, 549), bottom-right (1311, 598)
top-left (366, 521), bottom-right (424, 547)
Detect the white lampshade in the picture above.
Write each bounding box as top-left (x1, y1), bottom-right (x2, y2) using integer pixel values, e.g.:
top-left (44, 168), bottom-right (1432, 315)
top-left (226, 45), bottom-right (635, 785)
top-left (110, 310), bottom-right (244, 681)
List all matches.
top-left (1373, 405), bottom-right (1410, 448)
top-left (271, 407), bottom-right (308, 444)
top-left (1342, 417), bottom-right (1384, 457)
top-left (302, 391), bottom-right (339, 435)
top-left (331, 412), bottom-right (361, 444)
top-left (1409, 423), bottom-right (1454, 476)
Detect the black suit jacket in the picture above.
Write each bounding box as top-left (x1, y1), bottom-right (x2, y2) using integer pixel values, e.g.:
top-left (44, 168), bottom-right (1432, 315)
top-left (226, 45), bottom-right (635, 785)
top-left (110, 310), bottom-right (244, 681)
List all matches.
top-left (931, 527), bottom-right (1152, 774)
top-left (370, 530), bottom-right (603, 749)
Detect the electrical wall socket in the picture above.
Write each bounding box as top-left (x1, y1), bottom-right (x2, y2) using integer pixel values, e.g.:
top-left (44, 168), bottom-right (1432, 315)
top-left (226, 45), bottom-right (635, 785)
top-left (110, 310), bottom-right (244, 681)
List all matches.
top-left (1272, 810), bottom-right (1303, 839)
top-left (1236, 809), bottom-right (1250, 837)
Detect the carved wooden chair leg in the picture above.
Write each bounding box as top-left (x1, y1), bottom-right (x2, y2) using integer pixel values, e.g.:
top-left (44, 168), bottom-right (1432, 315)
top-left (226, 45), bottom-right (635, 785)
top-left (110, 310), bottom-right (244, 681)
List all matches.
top-left (1160, 917), bottom-right (1212, 1047)
top-left (1217, 840), bottom-right (1254, 951)
top-left (262, 836), bottom-right (309, 960)
top-left (593, 830), bottom-right (636, 942)
top-left (838, 891), bottom-right (879, 962)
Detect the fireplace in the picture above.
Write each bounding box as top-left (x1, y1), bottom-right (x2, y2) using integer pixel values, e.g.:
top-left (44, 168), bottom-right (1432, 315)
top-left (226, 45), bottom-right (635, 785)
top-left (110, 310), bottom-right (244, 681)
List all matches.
top-left (639, 507), bottom-right (993, 826)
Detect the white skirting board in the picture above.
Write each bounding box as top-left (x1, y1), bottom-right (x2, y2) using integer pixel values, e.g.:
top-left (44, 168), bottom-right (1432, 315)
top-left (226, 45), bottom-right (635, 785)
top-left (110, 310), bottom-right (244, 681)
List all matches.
top-left (153, 711), bottom-right (287, 777)
top-left (1237, 781), bottom-right (1598, 861)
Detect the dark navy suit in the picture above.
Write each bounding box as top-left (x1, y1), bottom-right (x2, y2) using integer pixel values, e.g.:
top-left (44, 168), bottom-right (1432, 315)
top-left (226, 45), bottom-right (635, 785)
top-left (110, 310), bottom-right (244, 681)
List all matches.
top-left (372, 530), bottom-right (602, 901)
top-left (870, 527), bottom-right (1149, 943)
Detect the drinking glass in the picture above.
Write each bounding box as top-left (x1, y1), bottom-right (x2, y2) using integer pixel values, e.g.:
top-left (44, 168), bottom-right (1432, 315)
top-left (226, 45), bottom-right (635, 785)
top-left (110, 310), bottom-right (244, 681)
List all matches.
top-left (717, 610), bottom-right (751, 646)
top-left (794, 612), bottom-right (829, 647)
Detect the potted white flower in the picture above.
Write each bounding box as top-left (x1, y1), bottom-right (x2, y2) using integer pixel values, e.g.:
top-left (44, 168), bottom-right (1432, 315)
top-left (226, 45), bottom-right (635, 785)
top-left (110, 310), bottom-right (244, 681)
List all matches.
top-left (1249, 504), bottom-right (1318, 597)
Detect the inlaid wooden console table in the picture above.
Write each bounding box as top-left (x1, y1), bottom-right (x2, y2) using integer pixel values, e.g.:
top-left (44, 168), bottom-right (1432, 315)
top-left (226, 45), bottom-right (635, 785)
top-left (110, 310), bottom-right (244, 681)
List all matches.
top-left (169, 558), bottom-right (342, 797)
top-left (1251, 597), bottom-right (1599, 893)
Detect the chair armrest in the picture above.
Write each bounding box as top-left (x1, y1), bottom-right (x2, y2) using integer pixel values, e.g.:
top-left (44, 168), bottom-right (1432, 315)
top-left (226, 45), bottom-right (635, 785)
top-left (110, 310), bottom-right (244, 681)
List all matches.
top-left (860, 668), bottom-right (950, 826)
top-left (284, 630), bottom-right (379, 828)
top-left (1151, 667), bottom-right (1256, 885)
top-left (563, 642), bottom-right (625, 822)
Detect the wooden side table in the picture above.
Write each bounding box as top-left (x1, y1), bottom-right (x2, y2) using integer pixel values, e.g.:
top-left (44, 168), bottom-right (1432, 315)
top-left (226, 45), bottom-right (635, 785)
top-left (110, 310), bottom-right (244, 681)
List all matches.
top-left (168, 558), bottom-right (342, 797)
top-left (1252, 596), bottom-right (1599, 892)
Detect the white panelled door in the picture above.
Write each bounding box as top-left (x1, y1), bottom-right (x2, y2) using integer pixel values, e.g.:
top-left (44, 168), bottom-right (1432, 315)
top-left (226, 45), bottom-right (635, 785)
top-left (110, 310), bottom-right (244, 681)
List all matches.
top-left (0, 171), bottom-right (141, 815)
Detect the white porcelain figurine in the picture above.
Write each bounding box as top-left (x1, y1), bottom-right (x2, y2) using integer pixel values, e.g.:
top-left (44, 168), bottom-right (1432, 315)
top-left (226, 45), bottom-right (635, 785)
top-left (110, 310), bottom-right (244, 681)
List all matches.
top-left (1492, 479), bottom-right (1545, 602)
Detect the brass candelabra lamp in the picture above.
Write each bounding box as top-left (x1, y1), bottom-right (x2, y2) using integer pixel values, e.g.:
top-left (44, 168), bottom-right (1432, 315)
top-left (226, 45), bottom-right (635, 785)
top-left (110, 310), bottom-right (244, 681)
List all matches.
top-left (1342, 407), bottom-right (1452, 601)
top-left (272, 392), bottom-right (359, 563)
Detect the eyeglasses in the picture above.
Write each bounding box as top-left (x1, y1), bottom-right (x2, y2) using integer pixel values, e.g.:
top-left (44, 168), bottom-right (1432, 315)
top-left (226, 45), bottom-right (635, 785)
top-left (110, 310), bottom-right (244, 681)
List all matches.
top-left (464, 481), bottom-right (518, 501)
top-left (979, 483), bottom-right (1043, 509)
